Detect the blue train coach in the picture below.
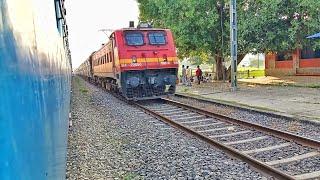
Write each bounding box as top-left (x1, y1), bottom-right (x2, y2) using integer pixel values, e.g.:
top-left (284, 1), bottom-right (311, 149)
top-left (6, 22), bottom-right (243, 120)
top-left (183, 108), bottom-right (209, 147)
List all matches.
top-left (0, 0), bottom-right (71, 179)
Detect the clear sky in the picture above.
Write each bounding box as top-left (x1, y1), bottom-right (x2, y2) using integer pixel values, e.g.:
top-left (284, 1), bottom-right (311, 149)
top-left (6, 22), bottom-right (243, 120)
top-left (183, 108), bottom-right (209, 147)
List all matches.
top-left (65, 0), bottom-right (139, 69)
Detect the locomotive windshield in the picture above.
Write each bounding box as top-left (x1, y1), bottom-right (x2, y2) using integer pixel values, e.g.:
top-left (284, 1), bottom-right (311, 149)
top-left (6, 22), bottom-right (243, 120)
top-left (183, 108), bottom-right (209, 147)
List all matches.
top-left (148, 32), bottom-right (166, 45)
top-left (125, 32), bottom-right (144, 46)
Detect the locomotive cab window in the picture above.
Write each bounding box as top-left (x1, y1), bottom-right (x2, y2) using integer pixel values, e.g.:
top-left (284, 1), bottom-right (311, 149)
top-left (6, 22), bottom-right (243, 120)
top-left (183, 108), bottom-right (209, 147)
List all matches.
top-left (148, 32), bottom-right (166, 45)
top-left (125, 32), bottom-right (144, 46)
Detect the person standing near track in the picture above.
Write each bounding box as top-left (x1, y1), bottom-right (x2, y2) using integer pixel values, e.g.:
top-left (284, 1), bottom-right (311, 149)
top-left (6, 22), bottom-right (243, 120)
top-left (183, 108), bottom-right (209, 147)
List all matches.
top-left (181, 65), bottom-right (187, 85)
top-left (186, 66), bottom-right (192, 86)
top-left (195, 65), bottom-right (202, 85)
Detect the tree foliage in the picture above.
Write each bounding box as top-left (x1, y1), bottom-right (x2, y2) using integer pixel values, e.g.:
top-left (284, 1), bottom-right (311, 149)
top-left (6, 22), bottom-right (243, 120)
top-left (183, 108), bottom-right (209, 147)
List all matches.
top-left (239, 0), bottom-right (320, 52)
top-left (138, 0), bottom-right (227, 56)
top-left (137, 0), bottom-right (320, 79)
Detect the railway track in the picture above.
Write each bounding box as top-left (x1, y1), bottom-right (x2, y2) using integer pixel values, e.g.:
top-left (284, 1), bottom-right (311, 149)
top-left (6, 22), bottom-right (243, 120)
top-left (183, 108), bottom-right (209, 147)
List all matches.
top-left (134, 98), bottom-right (320, 180)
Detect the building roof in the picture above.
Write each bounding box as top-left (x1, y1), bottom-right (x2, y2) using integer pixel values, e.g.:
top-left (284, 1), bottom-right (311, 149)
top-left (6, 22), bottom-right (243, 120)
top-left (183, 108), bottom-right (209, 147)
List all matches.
top-left (307, 32), bottom-right (320, 39)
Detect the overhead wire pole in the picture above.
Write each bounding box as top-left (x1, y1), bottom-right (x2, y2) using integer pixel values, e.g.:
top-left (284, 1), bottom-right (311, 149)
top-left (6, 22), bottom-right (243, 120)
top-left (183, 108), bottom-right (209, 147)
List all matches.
top-left (220, 1), bottom-right (225, 83)
top-left (230, 0), bottom-right (238, 91)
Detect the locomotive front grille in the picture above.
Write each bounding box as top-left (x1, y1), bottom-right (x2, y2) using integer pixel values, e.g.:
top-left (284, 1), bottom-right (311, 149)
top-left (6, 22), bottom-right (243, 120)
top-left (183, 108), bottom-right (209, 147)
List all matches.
top-left (125, 84), bottom-right (175, 100)
top-left (122, 69), bottom-right (177, 100)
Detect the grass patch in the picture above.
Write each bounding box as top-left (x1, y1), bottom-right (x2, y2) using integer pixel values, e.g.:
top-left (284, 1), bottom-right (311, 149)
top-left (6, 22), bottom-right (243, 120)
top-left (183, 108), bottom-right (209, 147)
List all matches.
top-left (238, 67), bottom-right (265, 71)
top-left (182, 87), bottom-right (190, 92)
top-left (74, 76), bottom-right (89, 93)
top-left (305, 84), bottom-right (320, 88)
top-left (80, 88), bottom-right (88, 93)
top-left (237, 69), bottom-right (265, 79)
top-left (122, 173), bottom-right (141, 180)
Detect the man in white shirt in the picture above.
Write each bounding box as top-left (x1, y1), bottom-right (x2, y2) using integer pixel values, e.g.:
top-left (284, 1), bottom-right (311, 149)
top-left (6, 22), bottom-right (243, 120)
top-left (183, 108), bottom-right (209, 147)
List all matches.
top-left (181, 65), bottom-right (186, 85)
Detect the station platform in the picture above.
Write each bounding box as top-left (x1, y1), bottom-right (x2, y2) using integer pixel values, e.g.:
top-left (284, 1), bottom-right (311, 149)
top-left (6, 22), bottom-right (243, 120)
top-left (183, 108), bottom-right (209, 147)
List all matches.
top-left (176, 76), bottom-right (320, 123)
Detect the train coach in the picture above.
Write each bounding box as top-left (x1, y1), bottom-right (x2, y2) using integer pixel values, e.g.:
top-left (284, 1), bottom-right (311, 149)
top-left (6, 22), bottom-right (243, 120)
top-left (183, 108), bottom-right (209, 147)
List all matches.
top-left (1, 0), bottom-right (71, 179)
top-left (77, 23), bottom-right (179, 100)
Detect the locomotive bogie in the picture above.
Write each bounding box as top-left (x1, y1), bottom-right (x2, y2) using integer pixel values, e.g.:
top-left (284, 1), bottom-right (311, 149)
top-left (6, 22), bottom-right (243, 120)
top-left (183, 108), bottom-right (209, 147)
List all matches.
top-left (121, 68), bottom-right (177, 100)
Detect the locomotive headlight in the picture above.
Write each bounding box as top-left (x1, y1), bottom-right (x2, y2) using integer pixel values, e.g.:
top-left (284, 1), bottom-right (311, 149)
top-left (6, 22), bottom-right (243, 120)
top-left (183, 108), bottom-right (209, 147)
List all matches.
top-left (132, 55), bottom-right (137, 63)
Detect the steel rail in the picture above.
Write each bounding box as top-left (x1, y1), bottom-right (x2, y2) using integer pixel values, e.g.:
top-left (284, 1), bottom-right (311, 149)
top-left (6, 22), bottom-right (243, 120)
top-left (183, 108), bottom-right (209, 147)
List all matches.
top-left (133, 101), bottom-right (295, 179)
top-left (163, 98), bottom-right (320, 150)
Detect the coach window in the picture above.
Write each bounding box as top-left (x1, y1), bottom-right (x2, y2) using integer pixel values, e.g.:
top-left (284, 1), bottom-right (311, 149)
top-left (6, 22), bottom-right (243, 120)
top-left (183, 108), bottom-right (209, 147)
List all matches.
top-left (125, 32), bottom-right (144, 46)
top-left (148, 32), bottom-right (166, 45)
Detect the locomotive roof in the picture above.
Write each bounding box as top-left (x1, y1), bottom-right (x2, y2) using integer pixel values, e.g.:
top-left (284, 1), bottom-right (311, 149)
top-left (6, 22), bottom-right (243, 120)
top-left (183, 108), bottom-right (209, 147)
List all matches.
top-left (117, 28), bottom-right (170, 31)
top-left (92, 28), bottom-right (171, 56)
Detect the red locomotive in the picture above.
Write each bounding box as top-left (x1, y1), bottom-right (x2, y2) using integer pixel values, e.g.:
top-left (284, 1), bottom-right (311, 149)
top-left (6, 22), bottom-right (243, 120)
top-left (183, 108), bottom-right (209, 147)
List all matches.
top-left (77, 23), bottom-right (179, 100)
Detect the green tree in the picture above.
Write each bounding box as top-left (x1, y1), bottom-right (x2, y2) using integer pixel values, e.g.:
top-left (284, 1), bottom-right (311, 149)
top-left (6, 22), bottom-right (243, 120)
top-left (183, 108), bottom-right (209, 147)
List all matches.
top-left (239, 0), bottom-right (320, 52)
top-left (137, 0), bottom-right (320, 80)
top-left (138, 0), bottom-right (232, 80)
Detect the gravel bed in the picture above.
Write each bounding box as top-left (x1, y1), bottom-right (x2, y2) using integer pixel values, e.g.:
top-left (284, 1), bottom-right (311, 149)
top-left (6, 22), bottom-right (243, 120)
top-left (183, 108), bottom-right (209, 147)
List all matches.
top-left (169, 96), bottom-right (320, 141)
top-left (67, 78), bottom-right (268, 179)
top-left (231, 136), bottom-right (287, 151)
top-left (252, 143), bottom-right (314, 162)
top-left (273, 156), bottom-right (320, 176)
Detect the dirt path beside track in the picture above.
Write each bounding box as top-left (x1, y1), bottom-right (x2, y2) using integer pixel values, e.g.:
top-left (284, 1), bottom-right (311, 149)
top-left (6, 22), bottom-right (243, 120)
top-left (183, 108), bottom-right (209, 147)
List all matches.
top-left (177, 76), bottom-right (320, 122)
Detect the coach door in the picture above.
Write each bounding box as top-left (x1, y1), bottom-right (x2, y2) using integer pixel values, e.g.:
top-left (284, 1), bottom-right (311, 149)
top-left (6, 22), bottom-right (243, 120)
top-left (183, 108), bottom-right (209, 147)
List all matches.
top-left (110, 33), bottom-right (116, 76)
